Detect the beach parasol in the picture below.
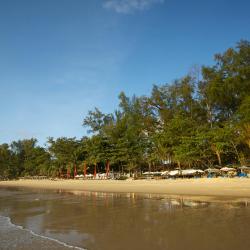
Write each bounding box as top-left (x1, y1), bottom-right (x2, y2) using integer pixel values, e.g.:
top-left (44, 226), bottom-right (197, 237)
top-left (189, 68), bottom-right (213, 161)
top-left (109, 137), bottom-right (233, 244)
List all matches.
top-left (106, 160), bottom-right (110, 178)
top-left (161, 171), bottom-right (169, 176)
top-left (83, 162), bottom-right (87, 177)
top-left (59, 168), bottom-right (62, 178)
top-left (94, 163), bottom-right (97, 179)
top-left (205, 168), bottom-right (220, 173)
top-left (67, 165), bottom-right (71, 179)
top-left (168, 170), bottom-right (180, 176)
top-left (239, 166), bottom-right (250, 170)
top-left (74, 165), bottom-right (77, 178)
top-left (220, 167), bottom-right (236, 172)
top-left (181, 169), bottom-right (204, 177)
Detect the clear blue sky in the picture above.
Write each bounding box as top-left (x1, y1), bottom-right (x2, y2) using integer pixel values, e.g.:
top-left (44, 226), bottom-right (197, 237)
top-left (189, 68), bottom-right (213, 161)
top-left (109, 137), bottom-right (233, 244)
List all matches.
top-left (1, 0), bottom-right (250, 145)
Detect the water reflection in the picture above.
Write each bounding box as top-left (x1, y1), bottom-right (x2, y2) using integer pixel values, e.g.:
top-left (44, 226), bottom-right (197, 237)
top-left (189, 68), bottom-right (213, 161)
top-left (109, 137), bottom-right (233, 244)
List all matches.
top-left (1, 188), bottom-right (250, 250)
top-left (62, 189), bottom-right (250, 210)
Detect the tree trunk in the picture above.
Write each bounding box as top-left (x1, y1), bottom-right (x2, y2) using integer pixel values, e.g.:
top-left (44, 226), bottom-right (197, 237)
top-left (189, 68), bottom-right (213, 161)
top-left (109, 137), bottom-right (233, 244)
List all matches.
top-left (246, 139), bottom-right (250, 150)
top-left (215, 150), bottom-right (222, 166)
top-left (177, 161), bottom-right (181, 176)
top-left (148, 162), bottom-right (151, 172)
top-left (177, 161), bottom-right (181, 168)
top-left (94, 163), bottom-right (97, 178)
top-left (206, 102), bottom-right (213, 128)
top-left (231, 141), bottom-right (241, 165)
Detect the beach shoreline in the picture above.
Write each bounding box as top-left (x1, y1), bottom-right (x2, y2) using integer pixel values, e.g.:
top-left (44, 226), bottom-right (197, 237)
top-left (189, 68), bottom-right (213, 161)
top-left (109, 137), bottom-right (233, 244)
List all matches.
top-left (1, 178), bottom-right (250, 200)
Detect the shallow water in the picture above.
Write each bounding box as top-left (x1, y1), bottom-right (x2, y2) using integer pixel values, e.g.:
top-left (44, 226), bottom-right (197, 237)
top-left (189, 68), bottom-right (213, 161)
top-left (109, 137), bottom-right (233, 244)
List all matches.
top-left (1, 188), bottom-right (250, 250)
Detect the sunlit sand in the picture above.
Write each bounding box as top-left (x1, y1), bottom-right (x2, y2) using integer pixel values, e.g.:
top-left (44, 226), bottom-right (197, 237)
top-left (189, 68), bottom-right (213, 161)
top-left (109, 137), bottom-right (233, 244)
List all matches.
top-left (1, 178), bottom-right (250, 198)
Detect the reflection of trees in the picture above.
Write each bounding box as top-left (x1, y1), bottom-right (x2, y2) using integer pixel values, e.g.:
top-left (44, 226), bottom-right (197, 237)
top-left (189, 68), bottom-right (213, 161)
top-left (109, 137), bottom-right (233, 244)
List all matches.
top-left (2, 190), bottom-right (250, 250)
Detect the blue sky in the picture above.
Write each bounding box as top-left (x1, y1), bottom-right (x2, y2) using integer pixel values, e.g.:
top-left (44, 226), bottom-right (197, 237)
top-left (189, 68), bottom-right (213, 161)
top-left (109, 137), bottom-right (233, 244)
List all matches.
top-left (1, 0), bottom-right (250, 145)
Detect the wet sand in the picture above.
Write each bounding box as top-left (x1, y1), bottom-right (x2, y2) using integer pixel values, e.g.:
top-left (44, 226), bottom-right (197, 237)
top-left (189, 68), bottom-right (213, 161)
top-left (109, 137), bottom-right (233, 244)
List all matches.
top-left (1, 186), bottom-right (250, 249)
top-left (1, 178), bottom-right (250, 198)
top-left (0, 215), bottom-right (82, 250)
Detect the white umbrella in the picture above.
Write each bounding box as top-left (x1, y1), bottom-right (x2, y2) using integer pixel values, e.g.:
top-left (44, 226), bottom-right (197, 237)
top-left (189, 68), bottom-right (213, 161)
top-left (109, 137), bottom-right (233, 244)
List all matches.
top-left (205, 168), bottom-right (220, 173)
top-left (220, 167), bottom-right (236, 172)
top-left (168, 170), bottom-right (180, 176)
top-left (161, 171), bottom-right (169, 176)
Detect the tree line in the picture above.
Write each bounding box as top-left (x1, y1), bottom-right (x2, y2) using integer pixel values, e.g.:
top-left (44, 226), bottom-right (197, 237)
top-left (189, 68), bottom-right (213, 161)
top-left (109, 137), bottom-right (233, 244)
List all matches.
top-left (1, 40), bottom-right (250, 179)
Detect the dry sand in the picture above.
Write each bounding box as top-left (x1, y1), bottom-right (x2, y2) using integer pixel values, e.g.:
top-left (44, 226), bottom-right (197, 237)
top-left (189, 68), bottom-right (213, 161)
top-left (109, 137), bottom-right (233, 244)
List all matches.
top-left (1, 178), bottom-right (250, 198)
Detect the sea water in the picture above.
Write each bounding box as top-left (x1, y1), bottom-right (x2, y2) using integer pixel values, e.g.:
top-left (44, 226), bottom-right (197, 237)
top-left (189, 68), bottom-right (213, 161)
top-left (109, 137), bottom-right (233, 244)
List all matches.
top-left (0, 187), bottom-right (250, 250)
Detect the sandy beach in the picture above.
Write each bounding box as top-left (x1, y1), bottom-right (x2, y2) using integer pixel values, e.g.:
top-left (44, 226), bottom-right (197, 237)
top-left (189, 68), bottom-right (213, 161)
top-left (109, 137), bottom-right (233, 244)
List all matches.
top-left (1, 178), bottom-right (250, 198)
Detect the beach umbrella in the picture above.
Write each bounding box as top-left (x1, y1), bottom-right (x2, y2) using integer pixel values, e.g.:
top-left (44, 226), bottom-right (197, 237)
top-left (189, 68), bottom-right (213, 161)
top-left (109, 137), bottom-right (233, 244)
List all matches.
top-left (83, 162), bottom-right (87, 177)
top-left (220, 167), bottom-right (236, 172)
top-left (168, 170), bottom-right (180, 176)
top-left (239, 166), bottom-right (250, 170)
top-left (59, 168), bottom-right (62, 178)
top-left (74, 165), bottom-right (77, 178)
top-left (106, 160), bottom-right (110, 178)
top-left (67, 165), bottom-right (71, 179)
top-left (94, 163), bottom-right (97, 179)
top-left (205, 168), bottom-right (220, 173)
top-left (161, 171), bottom-right (169, 176)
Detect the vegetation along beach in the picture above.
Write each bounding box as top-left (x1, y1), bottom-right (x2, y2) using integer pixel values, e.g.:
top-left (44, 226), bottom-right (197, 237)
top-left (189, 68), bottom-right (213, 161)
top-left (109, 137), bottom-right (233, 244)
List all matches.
top-left (1, 0), bottom-right (250, 249)
top-left (1, 41), bottom-right (250, 183)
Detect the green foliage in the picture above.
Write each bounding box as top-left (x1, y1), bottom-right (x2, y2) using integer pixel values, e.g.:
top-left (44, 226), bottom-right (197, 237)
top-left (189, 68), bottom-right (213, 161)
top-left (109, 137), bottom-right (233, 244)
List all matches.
top-left (47, 137), bottom-right (86, 175)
